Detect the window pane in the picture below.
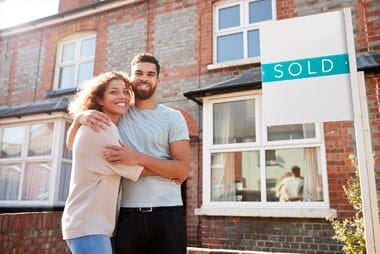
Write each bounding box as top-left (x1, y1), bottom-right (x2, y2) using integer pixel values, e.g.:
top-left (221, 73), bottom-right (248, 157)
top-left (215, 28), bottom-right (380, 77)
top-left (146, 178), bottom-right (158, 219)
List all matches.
top-left (213, 99), bottom-right (255, 144)
top-left (218, 5), bottom-right (240, 29)
top-left (211, 151), bottom-right (260, 202)
top-left (248, 29), bottom-right (260, 57)
top-left (59, 65), bottom-right (75, 89)
top-left (61, 42), bottom-right (76, 62)
top-left (63, 123), bottom-right (73, 159)
top-left (1, 126), bottom-right (25, 158)
top-left (267, 123), bottom-right (316, 141)
top-left (0, 164), bottom-right (21, 200)
top-left (80, 37), bottom-right (96, 58)
top-left (78, 62), bottom-right (94, 85)
top-left (28, 123), bottom-right (53, 156)
top-left (58, 162), bottom-right (72, 201)
top-left (266, 147), bottom-right (324, 202)
top-left (22, 162), bottom-right (51, 200)
top-left (217, 33), bottom-right (244, 62)
top-left (249, 0), bottom-right (272, 23)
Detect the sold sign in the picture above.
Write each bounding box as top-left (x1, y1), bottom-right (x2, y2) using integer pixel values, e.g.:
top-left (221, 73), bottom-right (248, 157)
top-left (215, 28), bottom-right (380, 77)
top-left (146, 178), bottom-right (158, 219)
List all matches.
top-left (261, 53), bottom-right (349, 82)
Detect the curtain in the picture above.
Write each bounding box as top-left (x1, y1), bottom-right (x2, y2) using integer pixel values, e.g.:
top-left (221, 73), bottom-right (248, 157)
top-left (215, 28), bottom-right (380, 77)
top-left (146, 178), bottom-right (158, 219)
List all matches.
top-left (0, 164), bottom-right (21, 200)
top-left (304, 148), bottom-right (322, 201)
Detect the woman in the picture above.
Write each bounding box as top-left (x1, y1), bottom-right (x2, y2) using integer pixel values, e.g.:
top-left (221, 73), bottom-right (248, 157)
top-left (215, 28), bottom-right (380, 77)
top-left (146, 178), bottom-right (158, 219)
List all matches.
top-left (61, 71), bottom-right (143, 254)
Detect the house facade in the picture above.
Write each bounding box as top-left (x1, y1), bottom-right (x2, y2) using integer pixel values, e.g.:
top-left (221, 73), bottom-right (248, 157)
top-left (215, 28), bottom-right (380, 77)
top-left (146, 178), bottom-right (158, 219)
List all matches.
top-left (0, 0), bottom-right (379, 253)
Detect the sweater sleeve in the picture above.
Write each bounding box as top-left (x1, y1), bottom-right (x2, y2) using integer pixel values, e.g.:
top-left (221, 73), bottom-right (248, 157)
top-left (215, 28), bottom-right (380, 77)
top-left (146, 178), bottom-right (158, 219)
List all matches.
top-left (74, 124), bottom-right (143, 180)
top-left (108, 164), bottom-right (143, 182)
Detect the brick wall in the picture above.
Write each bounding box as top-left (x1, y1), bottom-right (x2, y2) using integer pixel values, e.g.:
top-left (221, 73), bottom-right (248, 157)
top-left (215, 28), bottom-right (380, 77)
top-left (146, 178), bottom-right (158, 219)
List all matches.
top-left (197, 217), bottom-right (342, 254)
top-left (0, 212), bottom-right (69, 254)
top-left (59, 0), bottom-right (99, 12)
top-left (366, 73), bottom-right (380, 216)
top-left (324, 122), bottom-right (356, 219)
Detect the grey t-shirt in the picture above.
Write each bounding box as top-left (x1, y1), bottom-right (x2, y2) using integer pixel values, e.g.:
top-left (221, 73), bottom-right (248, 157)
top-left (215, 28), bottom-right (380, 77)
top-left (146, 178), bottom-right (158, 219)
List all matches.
top-left (117, 104), bottom-right (189, 207)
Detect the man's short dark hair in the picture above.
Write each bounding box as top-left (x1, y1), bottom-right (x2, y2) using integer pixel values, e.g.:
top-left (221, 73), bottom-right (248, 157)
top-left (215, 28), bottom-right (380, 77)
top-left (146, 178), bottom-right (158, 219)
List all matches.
top-left (131, 53), bottom-right (160, 77)
top-left (291, 166), bottom-right (301, 177)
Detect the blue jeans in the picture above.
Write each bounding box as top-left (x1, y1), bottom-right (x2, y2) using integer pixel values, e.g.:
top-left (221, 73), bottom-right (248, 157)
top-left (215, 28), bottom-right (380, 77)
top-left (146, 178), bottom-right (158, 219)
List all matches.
top-left (66, 234), bottom-right (113, 254)
top-left (114, 206), bottom-right (186, 254)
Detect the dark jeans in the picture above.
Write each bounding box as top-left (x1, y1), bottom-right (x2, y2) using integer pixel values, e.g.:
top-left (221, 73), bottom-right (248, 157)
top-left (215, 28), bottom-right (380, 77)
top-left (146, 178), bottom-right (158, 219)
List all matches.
top-left (114, 206), bottom-right (186, 254)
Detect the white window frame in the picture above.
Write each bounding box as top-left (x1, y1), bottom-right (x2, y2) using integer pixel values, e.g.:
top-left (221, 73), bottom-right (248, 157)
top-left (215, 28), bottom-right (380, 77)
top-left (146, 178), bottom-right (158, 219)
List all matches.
top-left (0, 113), bottom-right (72, 208)
top-left (196, 91), bottom-right (336, 218)
top-left (53, 32), bottom-right (97, 90)
top-left (209, 0), bottom-right (277, 70)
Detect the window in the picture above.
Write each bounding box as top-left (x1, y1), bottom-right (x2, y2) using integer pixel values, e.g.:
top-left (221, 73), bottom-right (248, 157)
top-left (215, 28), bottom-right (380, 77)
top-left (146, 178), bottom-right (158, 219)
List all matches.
top-left (54, 33), bottom-right (96, 89)
top-left (200, 92), bottom-right (330, 217)
top-left (0, 116), bottom-right (72, 207)
top-left (213, 0), bottom-right (275, 64)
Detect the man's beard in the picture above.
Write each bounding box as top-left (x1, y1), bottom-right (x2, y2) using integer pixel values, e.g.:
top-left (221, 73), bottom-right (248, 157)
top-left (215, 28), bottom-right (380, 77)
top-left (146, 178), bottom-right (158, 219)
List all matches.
top-left (133, 84), bottom-right (156, 100)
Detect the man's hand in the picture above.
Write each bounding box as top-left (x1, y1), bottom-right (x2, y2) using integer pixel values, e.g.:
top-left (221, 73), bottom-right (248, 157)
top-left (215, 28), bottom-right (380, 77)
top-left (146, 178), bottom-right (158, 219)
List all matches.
top-left (79, 110), bottom-right (112, 132)
top-left (104, 141), bottom-right (139, 165)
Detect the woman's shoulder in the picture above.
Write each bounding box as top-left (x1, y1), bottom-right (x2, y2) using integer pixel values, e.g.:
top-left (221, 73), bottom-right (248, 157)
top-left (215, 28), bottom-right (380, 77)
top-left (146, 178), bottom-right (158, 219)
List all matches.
top-left (78, 123), bottom-right (118, 138)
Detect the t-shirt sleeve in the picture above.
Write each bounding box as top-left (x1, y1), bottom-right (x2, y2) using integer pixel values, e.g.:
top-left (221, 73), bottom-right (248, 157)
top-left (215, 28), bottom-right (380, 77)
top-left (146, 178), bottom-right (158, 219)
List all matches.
top-left (169, 111), bottom-right (189, 143)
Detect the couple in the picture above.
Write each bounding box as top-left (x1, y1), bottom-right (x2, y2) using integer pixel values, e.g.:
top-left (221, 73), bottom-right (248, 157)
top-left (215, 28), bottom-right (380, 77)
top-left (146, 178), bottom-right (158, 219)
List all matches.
top-left (61, 53), bottom-right (191, 254)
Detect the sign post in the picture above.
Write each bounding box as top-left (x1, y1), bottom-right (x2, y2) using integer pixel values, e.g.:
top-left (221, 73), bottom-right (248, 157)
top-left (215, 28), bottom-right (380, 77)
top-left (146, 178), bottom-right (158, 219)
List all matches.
top-left (260, 8), bottom-right (380, 253)
top-left (343, 8), bottom-right (380, 253)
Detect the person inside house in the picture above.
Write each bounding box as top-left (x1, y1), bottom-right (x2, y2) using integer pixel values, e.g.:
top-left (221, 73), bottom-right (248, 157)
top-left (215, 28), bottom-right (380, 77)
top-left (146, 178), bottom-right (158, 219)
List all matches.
top-left (277, 166), bottom-right (304, 202)
top-left (62, 71), bottom-right (147, 254)
top-left (66, 53), bottom-right (191, 254)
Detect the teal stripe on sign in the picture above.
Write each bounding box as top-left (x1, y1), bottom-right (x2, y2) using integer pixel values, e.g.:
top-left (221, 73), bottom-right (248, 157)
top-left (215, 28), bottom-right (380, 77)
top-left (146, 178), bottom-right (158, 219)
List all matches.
top-left (261, 53), bottom-right (349, 83)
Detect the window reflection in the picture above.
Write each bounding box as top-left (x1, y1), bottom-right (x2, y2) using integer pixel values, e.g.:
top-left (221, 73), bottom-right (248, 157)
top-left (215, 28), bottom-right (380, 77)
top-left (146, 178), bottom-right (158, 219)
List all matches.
top-left (217, 32), bottom-right (244, 62)
top-left (58, 162), bottom-right (72, 201)
top-left (213, 99), bottom-right (255, 144)
top-left (249, 0), bottom-right (272, 23)
top-left (218, 5), bottom-right (240, 29)
top-left (28, 123), bottom-right (53, 156)
top-left (62, 123), bottom-right (73, 159)
top-left (0, 164), bottom-right (21, 200)
top-left (266, 147), bottom-right (324, 202)
top-left (211, 151), bottom-right (260, 202)
top-left (0, 126), bottom-right (25, 158)
top-left (267, 123), bottom-right (316, 141)
top-left (22, 162), bottom-right (51, 200)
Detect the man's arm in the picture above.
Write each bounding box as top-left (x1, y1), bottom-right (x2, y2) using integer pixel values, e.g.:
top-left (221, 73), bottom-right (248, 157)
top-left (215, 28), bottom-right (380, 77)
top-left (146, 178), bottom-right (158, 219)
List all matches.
top-left (104, 139), bottom-right (191, 181)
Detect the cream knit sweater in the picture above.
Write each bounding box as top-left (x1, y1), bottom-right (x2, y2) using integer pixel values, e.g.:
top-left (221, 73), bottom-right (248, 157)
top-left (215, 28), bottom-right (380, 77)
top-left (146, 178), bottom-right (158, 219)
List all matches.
top-left (62, 123), bottom-right (143, 240)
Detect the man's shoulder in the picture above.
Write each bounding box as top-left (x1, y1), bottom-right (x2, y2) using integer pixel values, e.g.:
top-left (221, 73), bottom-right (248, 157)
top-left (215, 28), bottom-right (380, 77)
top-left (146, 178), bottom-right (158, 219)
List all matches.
top-left (158, 104), bottom-right (183, 116)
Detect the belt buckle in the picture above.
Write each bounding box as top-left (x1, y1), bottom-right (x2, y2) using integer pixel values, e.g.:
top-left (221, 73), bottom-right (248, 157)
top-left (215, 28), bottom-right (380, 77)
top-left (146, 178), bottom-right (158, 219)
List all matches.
top-left (139, 207), bottom-right (153, 213)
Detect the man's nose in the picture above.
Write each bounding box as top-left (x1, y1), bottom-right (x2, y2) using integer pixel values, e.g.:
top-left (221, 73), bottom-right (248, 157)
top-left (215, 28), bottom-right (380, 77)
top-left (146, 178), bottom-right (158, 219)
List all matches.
top-left (139, 74), bottom-right (148, 81)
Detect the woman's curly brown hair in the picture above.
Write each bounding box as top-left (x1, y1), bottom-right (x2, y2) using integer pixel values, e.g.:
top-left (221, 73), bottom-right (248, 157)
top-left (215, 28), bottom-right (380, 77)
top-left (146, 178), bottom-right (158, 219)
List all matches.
top-left (68, 71), bottom-right (133, 118)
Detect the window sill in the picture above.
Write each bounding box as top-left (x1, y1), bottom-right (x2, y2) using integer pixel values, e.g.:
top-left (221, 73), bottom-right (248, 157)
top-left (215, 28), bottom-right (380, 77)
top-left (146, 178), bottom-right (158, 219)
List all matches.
top-left (194, 206), bottom-right (337, 218)
top-left (207, 57), bottom-right (261, 71)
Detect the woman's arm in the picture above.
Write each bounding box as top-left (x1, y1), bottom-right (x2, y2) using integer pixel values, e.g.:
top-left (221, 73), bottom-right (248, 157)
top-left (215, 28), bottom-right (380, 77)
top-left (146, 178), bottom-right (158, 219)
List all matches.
top-left (66, 117), bottom-right (81, 150)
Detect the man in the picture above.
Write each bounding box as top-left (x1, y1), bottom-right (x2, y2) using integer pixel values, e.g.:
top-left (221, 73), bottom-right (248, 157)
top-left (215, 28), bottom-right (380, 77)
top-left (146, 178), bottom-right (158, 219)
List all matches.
top-left (278, 166), bottom-right (304, 202)
top-left (71, 53), bottom-right (191, 254)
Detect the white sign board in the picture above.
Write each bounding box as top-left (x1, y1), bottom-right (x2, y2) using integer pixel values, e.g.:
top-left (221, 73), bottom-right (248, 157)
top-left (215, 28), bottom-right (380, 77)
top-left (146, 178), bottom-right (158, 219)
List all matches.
top-left (261, 10), bottom-right (353, 126)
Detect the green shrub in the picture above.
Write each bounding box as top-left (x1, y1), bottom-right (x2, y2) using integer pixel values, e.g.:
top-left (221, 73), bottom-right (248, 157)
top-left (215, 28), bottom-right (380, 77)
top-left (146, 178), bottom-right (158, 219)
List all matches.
top-left (327, 155), bottom-right (366, 254)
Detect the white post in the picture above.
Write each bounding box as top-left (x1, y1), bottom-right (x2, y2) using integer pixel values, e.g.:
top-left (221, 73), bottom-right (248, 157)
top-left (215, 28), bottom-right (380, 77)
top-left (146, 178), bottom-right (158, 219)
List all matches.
top-left (344, 8), bottom-right (380, 253)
